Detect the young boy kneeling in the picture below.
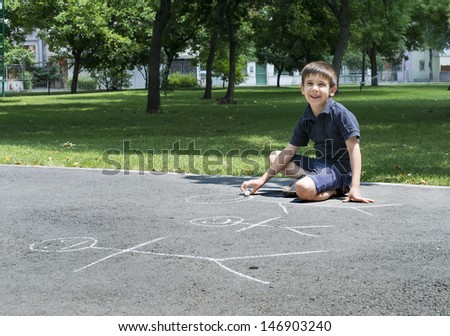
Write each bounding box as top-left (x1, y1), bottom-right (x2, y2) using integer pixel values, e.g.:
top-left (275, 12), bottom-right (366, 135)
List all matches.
top-left (241, 61), bottom-right (374, 203)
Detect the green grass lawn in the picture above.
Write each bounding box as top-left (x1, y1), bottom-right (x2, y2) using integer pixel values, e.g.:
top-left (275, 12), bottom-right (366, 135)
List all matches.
top-left (0, 85), bottom-right (449, 186)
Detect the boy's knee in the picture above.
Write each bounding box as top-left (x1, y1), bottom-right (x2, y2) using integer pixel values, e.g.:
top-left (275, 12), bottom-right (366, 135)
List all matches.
top-left (295, 177), bottom-right (316, 200)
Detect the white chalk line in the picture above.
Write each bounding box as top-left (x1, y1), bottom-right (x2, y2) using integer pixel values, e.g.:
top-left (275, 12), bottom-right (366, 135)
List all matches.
top-left (283, 227), bottom-right (319, 238)
top-left (212, 260), bottom-right (269, 285)
top-left (235, 217), bottom-right (283, 232)
top-left (190, 216), bottom-right (244, 227)
top-left (71, 237), bottom-right (330, 284)
top-left (186, 194), bottom-right (253, 205)
top-left (250, 195), bottom-right (400, 209)
top-left (145, 249), bottom-right (330, 284)
top-left (41, 193), bottom-right (337, 283)
top-left (282, 225), bottom-right (334, 238)
top-left (350, 207), bottom-right (374, 216)
top-left (61, 240), bottom-right (92, 251)
top-left (254, 199), bottom-right (402, 217)
top-left (217, 250), bottom-right (330, 262)
top-left (286, 202), bottom-right (402, 210)
top-left (345, 203), bottom-right (402, 216)
top-left (288, 225), bottom-right (335, 229)
top-left (73, 237), bottom-right (168, 273)
top-left (215, 250), bottom-right (331, 284)
top-left (278, 202), bottom-right (289, 214)
top-left (29, 237), bottom-right (98, 253)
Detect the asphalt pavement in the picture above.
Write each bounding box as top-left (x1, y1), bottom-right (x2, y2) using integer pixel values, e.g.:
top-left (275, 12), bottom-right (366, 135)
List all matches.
top-left (1, 164), bottom-right (449, 316)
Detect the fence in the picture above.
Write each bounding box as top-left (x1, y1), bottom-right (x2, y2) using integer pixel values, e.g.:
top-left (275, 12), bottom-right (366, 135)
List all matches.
top-left (4, 63), bottom-right (66, 92)
top-left (3, 66), bottom-right (449, 93)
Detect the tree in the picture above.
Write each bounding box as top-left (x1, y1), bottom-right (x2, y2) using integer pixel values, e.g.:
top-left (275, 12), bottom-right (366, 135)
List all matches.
top-left (11, 0), bottom-right (154, 94)
top-left (211, 51), bottom-right (247, 87)
top-left (83, 0), bottom-right (154, 91)
top-left (326, 0), bottom-right (350, 84)
top-left (217, 0), bottom-right (249, 104)
top-left (252, 0), bottom-right (318, 87)
top-left (202, 0), bottom-right (226, 99)
top-left (4, 43), bottom-right (35, 67)
top-left (126, 2), bottom-right (156, 90)
top-left (159, 1), bottom-right (208, 90)
top-left (354, 0), bottom-right (412, 86)
top-left (4, 42), bottom-right (35, 86)
top-left (18, 0), bottom-right (121, 93)
top-left (406, 0), bottom-right (450, 81)
top-left (146, 0), bottom-right (171, 114)
top-left (32, 64), bottom-right (63, 94)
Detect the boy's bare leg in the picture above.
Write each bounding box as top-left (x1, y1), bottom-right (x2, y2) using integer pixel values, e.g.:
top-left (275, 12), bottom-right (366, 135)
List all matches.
top-left (295, 176), bottom-right (337, 202)
top-left (270, 151), bottom-right (337, 201)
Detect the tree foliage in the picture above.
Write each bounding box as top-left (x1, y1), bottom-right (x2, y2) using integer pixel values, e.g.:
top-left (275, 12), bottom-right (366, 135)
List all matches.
top-left (350, 0), bottom-right (413, 86)
top-left (406, 0), bottom-right (450, 81)
top-left (251, 0), bottom-right (317, 87)
top-left (6, 0), bottom-right (449, 103)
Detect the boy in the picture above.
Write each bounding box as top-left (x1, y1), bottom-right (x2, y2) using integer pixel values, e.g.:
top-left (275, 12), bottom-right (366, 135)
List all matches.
top-left (241, 61), bottom-right (374, 203)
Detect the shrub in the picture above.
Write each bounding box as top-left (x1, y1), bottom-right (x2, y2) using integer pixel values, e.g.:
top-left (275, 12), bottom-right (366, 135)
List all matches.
top-left (21, 71), bottom-right (34, 90)
top-left (167, 72), bottom-right (198, 88)
top-left (68, 76), bottom-right (98, 90)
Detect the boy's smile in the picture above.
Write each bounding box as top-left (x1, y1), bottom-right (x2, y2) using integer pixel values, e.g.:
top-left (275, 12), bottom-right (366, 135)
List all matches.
top-left (301, 74), bottom-right (337, 115)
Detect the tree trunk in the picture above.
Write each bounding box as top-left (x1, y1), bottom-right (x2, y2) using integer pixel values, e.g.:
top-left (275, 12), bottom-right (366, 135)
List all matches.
top-left (161, 48), bottom-right (175, 91)
top-left (217, 0), bottom-right (240, 105)
top-left (428, 48), bottom-right (433, 82)
top-left (369, 45), bottom-right (378, 86)
top-left (327, 0), bottom-right (349, 86)
top-left (71, 53), bottom-right (82, 94)
top-left (276, 64), bottom-right (283, 88)
top-left (146, 0), bottom-right (171, 114)
top-left (203, 1), bottom-right (224, 100)
top-left (223, 22), bottom-right (237, 103)
top-left (361, 48), bottom-right (366, 85)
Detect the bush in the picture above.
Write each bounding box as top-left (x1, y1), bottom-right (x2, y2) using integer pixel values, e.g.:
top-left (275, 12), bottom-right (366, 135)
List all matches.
top-left (90, 69), bottom-right (132, 91)
top-left (68, 76), bottom-right (98, 90)
top-left (167, 72), bottom-right (198, 88)
top-left (21, 71), bottom-right (34, 91)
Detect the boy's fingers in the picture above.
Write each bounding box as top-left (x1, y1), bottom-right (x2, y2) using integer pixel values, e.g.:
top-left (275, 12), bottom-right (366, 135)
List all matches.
top-left (343, 195), bottom-right (375, 203)
top-left (240, 181), bottom-right (254, 192)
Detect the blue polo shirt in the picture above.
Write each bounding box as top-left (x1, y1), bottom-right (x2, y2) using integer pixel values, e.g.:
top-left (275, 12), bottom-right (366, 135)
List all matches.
top-left (290, 98), bottom-right (360, 174)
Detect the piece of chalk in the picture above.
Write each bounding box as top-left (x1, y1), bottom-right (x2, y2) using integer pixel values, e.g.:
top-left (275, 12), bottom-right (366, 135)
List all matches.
top-left (244, 190), bottom-right (251, 196)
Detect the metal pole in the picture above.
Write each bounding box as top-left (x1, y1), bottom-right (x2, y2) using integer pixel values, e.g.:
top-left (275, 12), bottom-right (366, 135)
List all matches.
top-left (1, 0), bottom-right (5, 97)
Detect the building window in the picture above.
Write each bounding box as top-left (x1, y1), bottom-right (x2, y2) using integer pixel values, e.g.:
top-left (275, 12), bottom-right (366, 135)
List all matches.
top-left (419, 60), bottom-right (425, 71)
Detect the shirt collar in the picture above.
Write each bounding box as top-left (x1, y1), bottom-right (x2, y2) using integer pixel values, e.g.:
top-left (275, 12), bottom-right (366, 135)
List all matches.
top-left (322, 98), bottom-right (333, 114)
top-left (304, 98), bottom-right (334, 120)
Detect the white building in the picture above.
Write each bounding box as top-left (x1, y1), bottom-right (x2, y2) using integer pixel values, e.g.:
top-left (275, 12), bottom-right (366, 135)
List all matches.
top-left (403, 48), bottom-right (450, 82)
top-left (241, 62), bottom-right (301, 86)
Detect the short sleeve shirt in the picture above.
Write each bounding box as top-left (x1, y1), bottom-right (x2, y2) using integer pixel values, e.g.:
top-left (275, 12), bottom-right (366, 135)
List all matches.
top-left (289, 98), bottom-right (360, 174)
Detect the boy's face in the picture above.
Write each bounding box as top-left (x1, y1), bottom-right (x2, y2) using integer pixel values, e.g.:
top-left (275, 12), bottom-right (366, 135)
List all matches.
top-left (301, 74), bottom-right (337, 114)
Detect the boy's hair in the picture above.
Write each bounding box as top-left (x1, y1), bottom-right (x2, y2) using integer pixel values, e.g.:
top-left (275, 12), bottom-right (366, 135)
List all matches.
top-left (301, 61), bottom-right (337, 88)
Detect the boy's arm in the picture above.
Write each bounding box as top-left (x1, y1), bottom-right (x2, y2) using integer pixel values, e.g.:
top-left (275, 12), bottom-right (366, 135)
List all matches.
top-left (344, 136), bottom-right (375, 203)
top-left (240, 143), bottom-right (298, 194)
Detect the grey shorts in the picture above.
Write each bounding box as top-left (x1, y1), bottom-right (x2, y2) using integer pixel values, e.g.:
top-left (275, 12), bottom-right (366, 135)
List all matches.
top-left (291, 154), bottom-right (352, 193)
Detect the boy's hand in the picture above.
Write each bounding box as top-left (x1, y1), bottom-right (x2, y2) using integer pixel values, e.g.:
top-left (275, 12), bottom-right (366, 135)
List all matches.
top-left (343, 188), bottom-right (375, 203)
top-left (240, 178), bottom-right (264, 195)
